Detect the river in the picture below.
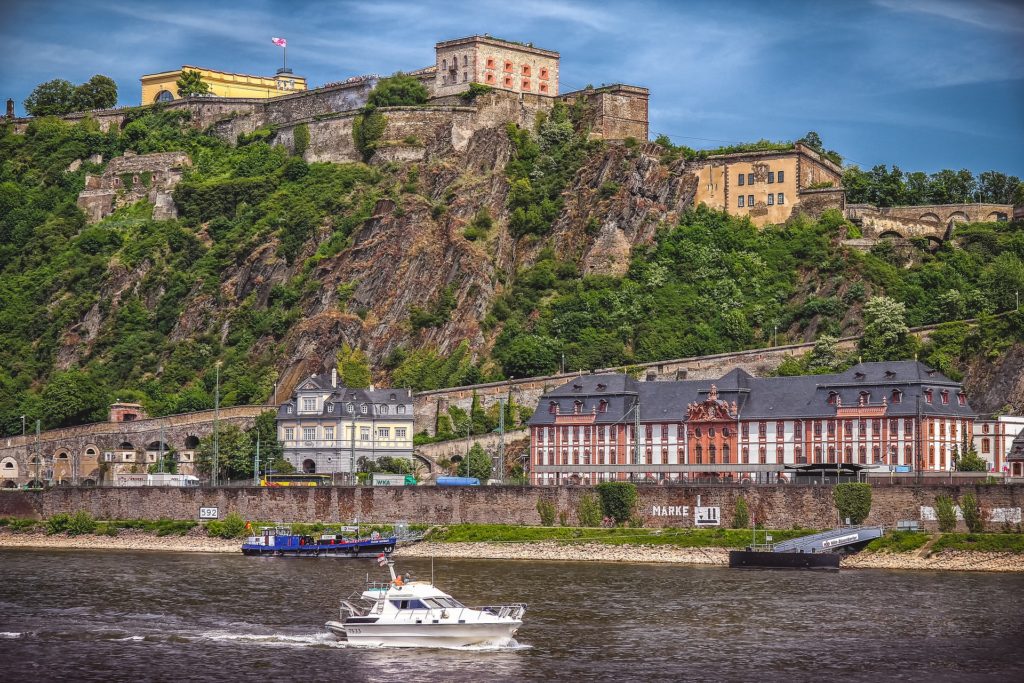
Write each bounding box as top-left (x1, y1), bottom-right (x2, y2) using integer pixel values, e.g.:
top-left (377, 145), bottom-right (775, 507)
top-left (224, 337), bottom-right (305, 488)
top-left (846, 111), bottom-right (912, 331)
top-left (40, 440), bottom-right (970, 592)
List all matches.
top-left (0, 550), bottom-right (1021, 681)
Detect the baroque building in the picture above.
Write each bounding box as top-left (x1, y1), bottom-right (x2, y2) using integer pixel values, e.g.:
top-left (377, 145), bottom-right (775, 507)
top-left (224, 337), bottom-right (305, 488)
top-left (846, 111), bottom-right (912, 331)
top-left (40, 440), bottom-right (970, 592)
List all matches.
top-left (140, 65), bottom-right (307, 103)
top-left (276, 370), bottom-right (414, 478)
top-left (527, 361), bottom-right (977, 485)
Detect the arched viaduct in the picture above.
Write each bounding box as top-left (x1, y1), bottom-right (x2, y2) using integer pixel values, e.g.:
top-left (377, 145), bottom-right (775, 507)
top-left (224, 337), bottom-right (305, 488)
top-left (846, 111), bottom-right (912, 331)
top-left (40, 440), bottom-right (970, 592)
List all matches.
top-left (0, 406), bottom-right (267, 488)
top-left (847, 202), bottom-right (1014, 243)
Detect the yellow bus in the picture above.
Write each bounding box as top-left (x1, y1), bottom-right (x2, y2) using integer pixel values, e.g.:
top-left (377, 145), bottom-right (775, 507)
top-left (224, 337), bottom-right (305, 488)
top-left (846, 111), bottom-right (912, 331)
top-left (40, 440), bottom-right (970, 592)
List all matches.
top-left (259, 474), bottom-right (332, 487)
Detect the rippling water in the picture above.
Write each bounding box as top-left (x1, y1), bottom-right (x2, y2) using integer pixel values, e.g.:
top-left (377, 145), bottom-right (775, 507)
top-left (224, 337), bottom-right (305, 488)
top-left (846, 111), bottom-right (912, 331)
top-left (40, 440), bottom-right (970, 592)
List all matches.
top-left (0, 549), bottom-right (1021, 681)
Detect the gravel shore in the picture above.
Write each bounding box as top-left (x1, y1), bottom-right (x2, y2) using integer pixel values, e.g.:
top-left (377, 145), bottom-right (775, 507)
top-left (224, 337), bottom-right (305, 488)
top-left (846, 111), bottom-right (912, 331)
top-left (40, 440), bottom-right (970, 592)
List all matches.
top-left (2, 532), bottom-right (1021, 571)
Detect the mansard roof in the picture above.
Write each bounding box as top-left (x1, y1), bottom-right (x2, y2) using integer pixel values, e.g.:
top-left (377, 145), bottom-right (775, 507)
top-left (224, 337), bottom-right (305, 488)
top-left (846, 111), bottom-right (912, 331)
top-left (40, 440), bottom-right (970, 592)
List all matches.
top-left (1007, 431), bottom-right (1024, 462)
top-left (528, 361), bottom-right (974, 426)
top-left (278, 373), bottom-right (412, 419)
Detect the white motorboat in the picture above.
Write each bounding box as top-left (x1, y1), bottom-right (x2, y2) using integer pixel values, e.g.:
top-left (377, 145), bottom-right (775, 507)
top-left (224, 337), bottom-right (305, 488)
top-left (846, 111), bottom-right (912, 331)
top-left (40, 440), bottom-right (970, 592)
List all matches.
top-left (325, 556), bottom-right (526, 648)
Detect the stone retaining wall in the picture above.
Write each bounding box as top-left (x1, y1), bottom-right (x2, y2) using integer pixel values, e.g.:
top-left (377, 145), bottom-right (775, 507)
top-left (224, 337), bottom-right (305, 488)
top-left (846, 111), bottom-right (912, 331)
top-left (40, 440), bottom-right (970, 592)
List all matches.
top-left (3, 484), bottom-right (1019, 532)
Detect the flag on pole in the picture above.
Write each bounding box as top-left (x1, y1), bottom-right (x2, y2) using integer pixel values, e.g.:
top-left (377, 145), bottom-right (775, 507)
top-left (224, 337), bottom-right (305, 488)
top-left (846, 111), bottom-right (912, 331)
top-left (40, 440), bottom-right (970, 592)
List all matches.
top-left (377, 553), bottom-right (388, 567)
top-left (271, 37), bottom-right (287, 48)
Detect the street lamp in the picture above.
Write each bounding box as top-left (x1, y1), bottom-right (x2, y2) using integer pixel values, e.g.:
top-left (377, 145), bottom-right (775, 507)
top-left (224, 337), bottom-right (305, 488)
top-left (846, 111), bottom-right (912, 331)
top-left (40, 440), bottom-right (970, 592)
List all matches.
top-left (213, 360), bottom-right (222, 487)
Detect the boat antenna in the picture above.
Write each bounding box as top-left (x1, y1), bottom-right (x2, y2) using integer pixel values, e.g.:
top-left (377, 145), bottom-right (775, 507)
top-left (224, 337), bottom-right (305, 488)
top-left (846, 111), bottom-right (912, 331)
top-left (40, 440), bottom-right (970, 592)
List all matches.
top-left (431, 554), bottom-right (434, 586)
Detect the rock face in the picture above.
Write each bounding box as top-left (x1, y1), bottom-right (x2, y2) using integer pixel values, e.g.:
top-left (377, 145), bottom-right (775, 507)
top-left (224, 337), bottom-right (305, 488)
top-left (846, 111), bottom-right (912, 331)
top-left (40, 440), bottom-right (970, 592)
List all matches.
top-left (76, 151), bottom-right (190, 223)
top-left (963, 342), bottom-right (1024, 415)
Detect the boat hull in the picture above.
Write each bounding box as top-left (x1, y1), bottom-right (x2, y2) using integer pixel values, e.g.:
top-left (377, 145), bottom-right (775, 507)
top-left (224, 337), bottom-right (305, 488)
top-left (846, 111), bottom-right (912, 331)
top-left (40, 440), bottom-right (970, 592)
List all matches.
top-left (728, 549), bottom-right (840, 570)
top-left (241, 539), bottom-right (395, 558)
top-left (325, 620), bottom-right (521, 648)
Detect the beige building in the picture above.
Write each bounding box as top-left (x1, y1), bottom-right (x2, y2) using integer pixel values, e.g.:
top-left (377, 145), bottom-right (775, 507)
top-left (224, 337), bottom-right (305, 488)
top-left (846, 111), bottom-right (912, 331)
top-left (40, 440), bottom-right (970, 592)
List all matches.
top-left (276, 370), bottom-right (414, 478)
top-left (693, 143), bottom-right (844, 227)
top-left (433, 35), bottom-right (559, 98)
top-left (140, 65), bottom-right (307, 104)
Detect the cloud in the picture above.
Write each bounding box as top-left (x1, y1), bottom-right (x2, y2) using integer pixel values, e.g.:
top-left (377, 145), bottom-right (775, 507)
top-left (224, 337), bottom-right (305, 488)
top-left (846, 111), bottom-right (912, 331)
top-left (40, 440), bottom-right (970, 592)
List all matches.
top-left (508, 0), bottom-right (618, 32)
top-left (871, 0), bottom-right (1024, 34)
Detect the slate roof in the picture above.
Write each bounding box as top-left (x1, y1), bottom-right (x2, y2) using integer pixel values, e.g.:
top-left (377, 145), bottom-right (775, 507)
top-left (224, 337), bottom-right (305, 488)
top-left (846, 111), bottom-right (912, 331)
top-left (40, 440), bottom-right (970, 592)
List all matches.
top-left (277, 373), bottom-right (412, 419)
top-left (1008, 431), bottom-right (1024, 462)
top-left (527, 361), bottom-right (974, 426)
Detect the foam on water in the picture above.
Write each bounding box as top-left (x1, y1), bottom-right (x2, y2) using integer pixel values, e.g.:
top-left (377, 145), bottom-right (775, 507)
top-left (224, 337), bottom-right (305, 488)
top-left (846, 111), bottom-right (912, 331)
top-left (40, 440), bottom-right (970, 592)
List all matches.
top-left (0, 632), bottom-right (23, 639)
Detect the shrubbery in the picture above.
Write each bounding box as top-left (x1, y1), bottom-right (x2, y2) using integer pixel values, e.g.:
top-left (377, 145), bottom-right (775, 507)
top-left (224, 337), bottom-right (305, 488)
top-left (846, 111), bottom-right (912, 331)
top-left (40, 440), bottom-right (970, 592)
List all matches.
top-left (934, 495), bottom-right (958, 533)
top-left (205, 512), bottom-right (248, 539)
top-left (576, 492), bottom-right (603, 527)
top-left (596, 482), bottom-right (638, 525)
top-left (732, 496), bottom-right (750, 529)
top-left (834, 483), bottom-right (872, 524)
top-left (536, 499), bottom-right (557, 527)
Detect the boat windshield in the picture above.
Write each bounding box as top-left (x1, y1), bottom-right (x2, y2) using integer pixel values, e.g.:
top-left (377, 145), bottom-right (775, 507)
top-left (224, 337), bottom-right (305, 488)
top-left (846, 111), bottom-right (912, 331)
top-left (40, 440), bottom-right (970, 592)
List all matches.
top-left (390, 599), bottom-right (429, 610)
top-left (433, 597), bottom-right (464, 608)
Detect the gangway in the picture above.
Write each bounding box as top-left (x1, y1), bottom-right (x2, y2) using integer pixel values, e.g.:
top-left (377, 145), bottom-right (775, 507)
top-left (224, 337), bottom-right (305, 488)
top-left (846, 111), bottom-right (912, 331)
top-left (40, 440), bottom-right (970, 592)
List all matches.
top-left (771, 526), bottom-right (884, 554)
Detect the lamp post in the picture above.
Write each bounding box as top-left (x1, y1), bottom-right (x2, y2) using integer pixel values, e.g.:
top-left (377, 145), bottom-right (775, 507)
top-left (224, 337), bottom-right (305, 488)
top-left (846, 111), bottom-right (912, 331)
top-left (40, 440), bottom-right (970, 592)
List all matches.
top-left (213, 360), bottom-right (222, 487)
top-left (253, 432), bottom-right (261, 487)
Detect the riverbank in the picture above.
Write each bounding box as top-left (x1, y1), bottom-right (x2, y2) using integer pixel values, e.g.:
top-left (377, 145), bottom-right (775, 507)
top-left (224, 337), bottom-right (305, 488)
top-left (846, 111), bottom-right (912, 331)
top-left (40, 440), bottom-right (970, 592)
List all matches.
top-left (2, 530), bottom-right (1021, 570)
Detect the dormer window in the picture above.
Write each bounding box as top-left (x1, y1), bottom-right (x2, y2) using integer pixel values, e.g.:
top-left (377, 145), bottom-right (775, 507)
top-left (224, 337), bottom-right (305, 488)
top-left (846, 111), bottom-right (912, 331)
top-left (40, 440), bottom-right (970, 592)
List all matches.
top-left (573, 400), bottom-right (583, 414)
top-left (287, 405), bottom-right (293, 414)
top-left (397, 405), bottom-right (405, 415)
top-left (957, 393), bottom-right (966, 406)
top-left (891, 389), bottom-right (902, 404)
top-left (302, 397), bottom-right (316, 412)
top-left (572, 384), bottom-right (582, 392)
top-left (596, 383), bottom-right (607, 392)
top-left (361, 404), bottom-right (368, 414)
top-left (854, 372), bottom-right (866, 380)
top-left (940, 390), bottom-right (949, 405)
top-left (859, 391), bottom-right (870, 405)
top-left (380, 405), bottom-right (389, 415)
top-left (549, 401), bottom-right (558, 415)
top-left (599, 399), bottom-right (608, 413)
top-left (885, 371), bottom-right (896, 379)
top-left (924, 389), bottom-right (933, 404)
top-left (327, 403), bottom-right (334, 413)
top-left (827, 391), bottom-right (838, 406)
top-left (390, 393), bottom-right (396, 401)
top-left (347, 402), bottom-right (354, 413)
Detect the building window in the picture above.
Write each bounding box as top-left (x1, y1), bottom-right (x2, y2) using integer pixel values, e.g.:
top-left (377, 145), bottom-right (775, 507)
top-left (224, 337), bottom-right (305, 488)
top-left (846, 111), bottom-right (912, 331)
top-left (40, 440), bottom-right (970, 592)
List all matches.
top-left (859, 419), bottom-right (867, 435)
top-left (327, 403), bottom-right (334, 413)
top-left (738, 196), bottom-right (745, 208)
top-left (873, 419), bottom-right (881, 433)
top-left (777, 192), bottom-right (784, 205)
top-left (768, 171), bottom-right (775, 184)
top-left (302, 398), bottom-right (316, 412)
top-left (844, 420), bottom-right (853, 437)
top-left (758, 421), bottom-right (767, 438)
top-left (767, 193), bottom-right (774, 206)
top-left (873, 445), bottom-right (881, 463)
top-left (378, 427), bottom-right (390, 439)
top-left (741, 423), bottom-right (749, 438)
top-left (722, 443), bottom-right (731, 463)
top-left (661, 425), bottom-right (669, 440)
top-left (486, 57), bottom-right (495, 68)
top-left (795, 445), bottom-right (804, 463)
top-left (759, 446), bottom-right (767, 464)
top-left (599, 399), bottom-right (608, 413)
top-left (742, 447), bottom-right (749, 464)
top-left (709, 444), bottom-right (717, 464)
top-left (361, 404), bottom-right (368, 414)
top-left (540, 67), bottom-right (549, 79)
top-left (285, 427), bottom-right (294, 441)
top-left (303, 427), bottom-right (316, 441)
top-left (859, 445), bottom-right (867, 464)
top-left (463, 55), bottom-right (468, 67)
top-left (324, 426), bottom-right (335, 441)
top-left (695, 444), bottom-right (703, 464)
top-left (905, 419), bottom-right (914, 434)
top-left (287, 405), bottom-right (293, 414)
top-left (522, 78), bottom-right (531, 90)
top-left (777, 170), bottom-right (784, 183)
top-left (828, 446), bottom-right (836, 462)
top-left (794, 422), bottom-right (802, 438)
top-left (890, 419), bottom-right (898, 433)
top-left (844, 445), bottom-right (853, 461)
top-left (925, 389), bottom-right (933, 404)
top-left (360, 427), bottom-right (370, 441)
top-left (957, 393), bottom-right (966, 406)
top-left (379, 405), bottom-right (388, 415)
top-left (486, 73), bottom-right (496, 84)
top-left (941, 390), bottom-right (949, 405)
top-left (828, 391), bottom-right (838, 406)
top-left (540, 83), bottom-right (548, 93)
top-left (747, 173), bottom-right (754, 185)
top-left (504, 76), bottom-right (514, 87)
top-left (776, 421), bottom-right (784, 436)
top-left (982, 438), bottom-right (990, 454)
top-left (860, 391), bottom-right (871, 405)
top-left (827, 421), bottom-right (836, 437)
top-left (776, 446), bottom-right (784, 462)
top-left (442, 59), bottom-right (447, 70)
top-left (463, 71), bottom-right (468, 82)
top-left (904, 445), bottom-right (913, 463)
top-left (738, 173), bottom-right (745, 186)
top-left (892, 389), bottom-right (902, 404)
top-left (522, 64), bottom-right (531, 76)
top-left (748, 194), bottom-right (754, 207)
top-left (504, 61), bottom-right (513, 72)
top-left (814, 421), bottom-right (822, 437)
top-left (397, 405), bottom-right (405, 415)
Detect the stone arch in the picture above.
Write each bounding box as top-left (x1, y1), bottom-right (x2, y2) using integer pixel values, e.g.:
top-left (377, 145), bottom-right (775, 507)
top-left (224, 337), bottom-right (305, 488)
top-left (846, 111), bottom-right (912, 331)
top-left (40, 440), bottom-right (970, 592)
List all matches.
top-left (2, 479), bottom-right (16, 488)
top-left (986, 211), bottom-right (1008, 222)
top-left (80, 478), bottom-right (96, 487)
top-left (919, 212), bottom-right (941, 225)
top-left (948, 211), bottom-right (969, 225)
top-left (302, 459), bottom-right (316, 473)
top-left (0, 457), bottom-right (18, 479)
top-left (27, 479), bottom-right (44, 489)
top-left (925, 235), bottom-right (943, 249)
top-left (412, 453), bottom-right (434, 473)
top-left (53, 450), bottom-right (72, 482)
top-left (878, 230), bottom-right (904, 239)
top-left (118, 441), bottom-right (135, 450)
top-left (154, 89), bottom-right (174, 103)
top-left (184, 435), bottom-right (200, 449)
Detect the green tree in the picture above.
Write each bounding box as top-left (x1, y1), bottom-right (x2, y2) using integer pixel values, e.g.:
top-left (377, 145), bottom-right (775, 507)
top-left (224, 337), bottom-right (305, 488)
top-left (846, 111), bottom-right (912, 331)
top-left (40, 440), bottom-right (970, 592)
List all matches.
top-left (834, 482), bottom-right (872, 524)
top-left (24, 79), bottom-right (76, 116)
top-left (576, 492), bottom-right (603, 527)
top-left (336, 343), bottom-right (371, 388)
top-left (536, 498), bottom-right (557, 526)
top-left (367, 73), bottom-right (429, 108)
top-left (596, 481), bottom-right (638, 524)
top-left (175, 70), bottom-right (211, 97)
top-left (808, 334), bottom-right (840, 372)
top-left (71, 75), bottom-right (118, 111)
top-left (954, 439), bottom-right (988, 472)
top-left (980, 253), bottom-right (1024, 313)
top-left (499, 335), bottom-right (558, 378)
top-left (195, 423), bottom-right (253, 481)
top-left (458, 443), bottom-right (493, 480)
top-left (859, 296), bottom-right (911, 361)
top-left (40, 369), bottom-right (108, 428)
top-left (732, 496), bottom-right (750, 529)
top-left (960, 492), bottom-right (984, 533)
top-left (934, 494), bottom-right (958, 533)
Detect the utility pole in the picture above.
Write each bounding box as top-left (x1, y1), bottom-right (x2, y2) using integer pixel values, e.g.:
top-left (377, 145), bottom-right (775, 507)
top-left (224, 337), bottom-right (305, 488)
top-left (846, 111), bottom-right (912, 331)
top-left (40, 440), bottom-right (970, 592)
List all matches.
top-left (159, 425), bottom-right (165, 474)
top-left (254, 432), bottom-right (261, 486)
top-left (498, 397), bottom-right (505, 483)
top-left (35, 419), bottom-right (41, 487)
top-left (632, 396), bottom-right (641, 482)
top-left (213, 360), bottom-right (221, 487)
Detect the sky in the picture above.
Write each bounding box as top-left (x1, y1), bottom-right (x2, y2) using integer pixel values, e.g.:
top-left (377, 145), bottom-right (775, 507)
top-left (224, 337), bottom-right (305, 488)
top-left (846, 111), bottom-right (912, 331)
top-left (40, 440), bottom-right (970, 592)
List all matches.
top-left (2, 0), bottom-right (1022, 175)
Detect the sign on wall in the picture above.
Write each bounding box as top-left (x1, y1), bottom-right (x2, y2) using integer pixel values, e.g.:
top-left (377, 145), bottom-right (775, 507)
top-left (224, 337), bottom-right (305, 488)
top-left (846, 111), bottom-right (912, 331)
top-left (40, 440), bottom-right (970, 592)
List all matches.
top-left (695, 506), bottom-right (721, 527)
top-left (651, 505), bottom-right (690, 517)
top-left (199, 507), bottom-right (219, 520)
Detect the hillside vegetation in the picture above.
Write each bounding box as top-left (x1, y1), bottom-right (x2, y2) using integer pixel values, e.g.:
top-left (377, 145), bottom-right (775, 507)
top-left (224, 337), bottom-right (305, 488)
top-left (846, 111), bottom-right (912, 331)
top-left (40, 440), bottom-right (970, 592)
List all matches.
top-left (1, 105), bottom-right (1023, 436)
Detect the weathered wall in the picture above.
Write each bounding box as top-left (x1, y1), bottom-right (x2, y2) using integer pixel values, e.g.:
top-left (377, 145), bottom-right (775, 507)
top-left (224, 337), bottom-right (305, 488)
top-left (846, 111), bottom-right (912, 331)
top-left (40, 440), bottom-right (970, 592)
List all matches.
top-left (3, 484), bottom-right (1020, 532)
top-left (560, 85), bottom-right (650, 141)
top-left (847, 202), bottom-right (1014, 241)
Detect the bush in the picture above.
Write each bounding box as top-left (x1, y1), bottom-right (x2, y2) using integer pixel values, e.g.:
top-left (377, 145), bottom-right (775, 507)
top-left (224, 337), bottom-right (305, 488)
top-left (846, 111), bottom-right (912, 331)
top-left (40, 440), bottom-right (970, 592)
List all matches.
top-left (206, 512), bottom-right (247, 539)
top-left (46, 513), bottom-right (71, 535)
top-left (960, 493), bottom-right (983, 533)
top-left (558, 510), bottom-right (569, 526)
top-left (576, 492), bottom-right (603, 527)
top-left (352, 108), bottom-right (388, 161)
top-left (293, 123), bottom-right (310, 156)
top-left (536, 498), bottom-right (557, 527)
top-left (367, 73), bottom-right (429, 108)
top-left (834, 482), bottom-right (872, 524)
top-left (8, 519), bottom-right (38, 533)
top-left (66, 511), bottom-right (97, 536)
top-left (596, 482), bottom-right (638, 525)
top-left (732, 496), bottom-right (750, 529)
top-left (935, 494), bottom-right (958, 533)
top-left (459, 82), bottom-right (494, 103)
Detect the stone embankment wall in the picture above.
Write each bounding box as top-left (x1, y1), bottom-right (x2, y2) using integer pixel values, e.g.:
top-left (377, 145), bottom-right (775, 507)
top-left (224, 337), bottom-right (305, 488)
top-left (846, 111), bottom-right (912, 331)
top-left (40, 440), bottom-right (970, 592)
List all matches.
top-left (847, 202), bottom-right (1014, 241)
top-left (3, 484), bottom-right (1019, 532)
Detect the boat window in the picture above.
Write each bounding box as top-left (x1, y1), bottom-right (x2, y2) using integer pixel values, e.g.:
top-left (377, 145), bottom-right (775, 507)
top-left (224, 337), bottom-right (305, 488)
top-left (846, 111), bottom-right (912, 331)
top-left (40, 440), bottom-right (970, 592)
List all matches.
top-left (422, 598), bottom-right (443, 609)
top-left (436, 597), bottom-right (464, 608)
top-left (390, 599), bottom-right (429, 610)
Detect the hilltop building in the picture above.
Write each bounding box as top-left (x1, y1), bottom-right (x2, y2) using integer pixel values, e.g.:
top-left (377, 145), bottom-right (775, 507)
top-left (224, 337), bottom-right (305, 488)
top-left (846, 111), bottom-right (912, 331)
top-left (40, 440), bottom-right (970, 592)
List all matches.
top-left (527, 361), bottom-right (977, 485)
top-left (432, 35), bottom-right (560, 98)
top-left (276, 370), bottom-right (414, 478)
top-left (140, 65), bottom-right (307, 103)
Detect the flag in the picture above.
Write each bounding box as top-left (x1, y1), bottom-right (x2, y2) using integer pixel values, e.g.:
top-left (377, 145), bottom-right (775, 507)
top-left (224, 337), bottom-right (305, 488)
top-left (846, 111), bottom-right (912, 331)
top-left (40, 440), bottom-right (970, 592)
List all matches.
top-left (244, 521), bottom-right (252, 531)
top-left (377, 553), bottom-right (387, 567)
top-left (271, 37), bottom-right (287, 48)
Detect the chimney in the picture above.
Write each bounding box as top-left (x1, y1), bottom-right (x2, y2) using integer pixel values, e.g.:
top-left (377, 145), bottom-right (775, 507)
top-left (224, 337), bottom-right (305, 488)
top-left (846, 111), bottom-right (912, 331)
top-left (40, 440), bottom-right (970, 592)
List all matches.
top-left (331, 367), bottom-right (337, 388)
top-left (5, 99), bottom-right (13, 118)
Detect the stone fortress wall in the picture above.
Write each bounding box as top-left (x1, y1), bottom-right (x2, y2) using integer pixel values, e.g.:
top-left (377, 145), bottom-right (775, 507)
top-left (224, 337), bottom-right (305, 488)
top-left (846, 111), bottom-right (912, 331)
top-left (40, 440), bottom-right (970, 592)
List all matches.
top-left (76, 150), bottom-right (191, 223)
top-left (2, 482), bottom-right (1020, 532)
top-left (847, 202), bottom-right (1015, 241)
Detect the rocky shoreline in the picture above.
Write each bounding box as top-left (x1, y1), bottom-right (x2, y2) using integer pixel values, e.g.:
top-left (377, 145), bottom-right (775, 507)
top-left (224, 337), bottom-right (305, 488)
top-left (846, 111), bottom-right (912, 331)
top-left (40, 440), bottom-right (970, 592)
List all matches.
top-left (1, 531), bottom-right (1020, 571)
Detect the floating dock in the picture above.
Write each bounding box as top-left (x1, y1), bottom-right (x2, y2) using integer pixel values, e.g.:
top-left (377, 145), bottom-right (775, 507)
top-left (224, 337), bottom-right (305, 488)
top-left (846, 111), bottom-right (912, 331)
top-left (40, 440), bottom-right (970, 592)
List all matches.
top-left (729, 526), bottom-right (884, 570)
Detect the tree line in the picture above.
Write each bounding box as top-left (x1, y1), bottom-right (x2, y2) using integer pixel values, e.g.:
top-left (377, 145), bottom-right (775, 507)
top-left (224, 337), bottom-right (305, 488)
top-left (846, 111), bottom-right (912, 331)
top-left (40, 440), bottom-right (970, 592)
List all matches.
top-left (843, 165), bottom-right (1022, 207)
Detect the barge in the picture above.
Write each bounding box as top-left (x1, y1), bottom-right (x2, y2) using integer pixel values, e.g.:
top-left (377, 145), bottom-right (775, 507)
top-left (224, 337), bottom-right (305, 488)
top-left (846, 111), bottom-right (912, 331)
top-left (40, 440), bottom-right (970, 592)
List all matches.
top-left (242, 525), bottom-right (399, 558)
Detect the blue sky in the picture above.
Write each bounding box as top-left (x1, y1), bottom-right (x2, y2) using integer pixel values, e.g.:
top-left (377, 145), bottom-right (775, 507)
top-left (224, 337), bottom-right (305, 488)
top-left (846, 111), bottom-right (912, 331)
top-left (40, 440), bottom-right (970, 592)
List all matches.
top-left (2, 0), bottom-right (1022, 175)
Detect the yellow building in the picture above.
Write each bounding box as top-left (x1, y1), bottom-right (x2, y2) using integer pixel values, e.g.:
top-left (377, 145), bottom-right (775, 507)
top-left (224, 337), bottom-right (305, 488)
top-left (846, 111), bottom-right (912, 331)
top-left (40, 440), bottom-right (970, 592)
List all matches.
top-left (139, 65), bottom-right (307, 104)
